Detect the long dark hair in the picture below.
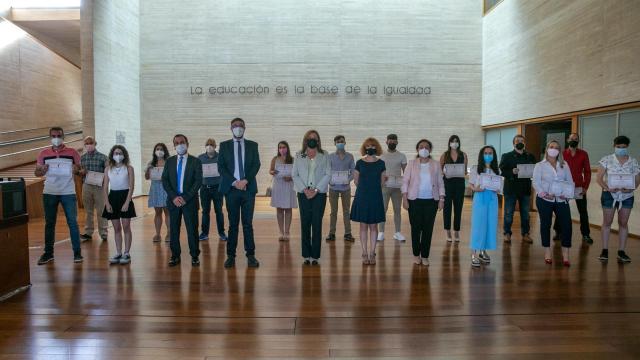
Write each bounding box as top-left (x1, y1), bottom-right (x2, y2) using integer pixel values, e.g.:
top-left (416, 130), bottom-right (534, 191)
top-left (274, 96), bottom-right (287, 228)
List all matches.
top-left (151, 143), bottom-right (170, 167)
top-left (275, 141), bottom-right (293, 164)
top-left (108, 145), bottom-right (130, 167)
top-left (476, 145), bottom-right (499, 175)
top-left (443, 135), bottom-right (464, 164)
top-left (301, 129), bottom-right (325, 154)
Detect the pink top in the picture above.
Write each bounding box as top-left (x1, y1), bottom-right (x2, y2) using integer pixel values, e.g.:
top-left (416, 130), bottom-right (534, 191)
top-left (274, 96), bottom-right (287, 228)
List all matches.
top-left (401, 158), bottom-right (445, 200)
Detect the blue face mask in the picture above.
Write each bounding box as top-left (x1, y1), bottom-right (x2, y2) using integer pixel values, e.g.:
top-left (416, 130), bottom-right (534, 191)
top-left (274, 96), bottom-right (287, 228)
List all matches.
top-left (615, 147), bottom-right (629, 157)
top-left (336, 143), bottom-right (345, 151)
top-left (483, 154), bottom-right (493, 164)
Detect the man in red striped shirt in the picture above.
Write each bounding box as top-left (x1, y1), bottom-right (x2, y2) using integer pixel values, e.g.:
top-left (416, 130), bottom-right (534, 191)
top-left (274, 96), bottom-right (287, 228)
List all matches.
top-left (555, 132), bottom-right (593, 244)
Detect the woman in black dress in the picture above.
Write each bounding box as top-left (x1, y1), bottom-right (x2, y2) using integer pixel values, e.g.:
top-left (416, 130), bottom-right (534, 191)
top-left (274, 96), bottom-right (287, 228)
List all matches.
top-left (351, 137), bottom-right (386, 265)
top-left (439, 135), bottom-right (468, 243)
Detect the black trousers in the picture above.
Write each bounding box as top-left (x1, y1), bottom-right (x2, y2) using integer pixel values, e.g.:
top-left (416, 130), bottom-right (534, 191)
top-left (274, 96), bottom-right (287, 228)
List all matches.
top-left (225, 188), bottom-right (256, 258)
top-left (554, 197), bottom-right (590, 236)
top-left (537, 197), bottom-right (572, 248)
top-left (408, 199), bottom-right (438, 258)
top-left (200, 184), bottom-right (225, 236)
top-left (443, 179), bottom-right (465, 231)
top-left (298, 192), bottom-right (327, 259)
top-left (168, 199), bottom-right (200, 258)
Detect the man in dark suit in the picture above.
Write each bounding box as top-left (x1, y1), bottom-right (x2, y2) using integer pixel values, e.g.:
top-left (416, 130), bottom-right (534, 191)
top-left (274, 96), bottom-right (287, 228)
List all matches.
top-left (162, 134), bottom-right (203, 267)
top-left (218, 117), bottom-right (261, 268)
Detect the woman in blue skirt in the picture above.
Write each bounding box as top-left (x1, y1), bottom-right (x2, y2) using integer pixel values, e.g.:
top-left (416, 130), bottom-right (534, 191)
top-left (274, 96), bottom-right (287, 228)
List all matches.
top-left (468, 145), bottom-right (500, 267)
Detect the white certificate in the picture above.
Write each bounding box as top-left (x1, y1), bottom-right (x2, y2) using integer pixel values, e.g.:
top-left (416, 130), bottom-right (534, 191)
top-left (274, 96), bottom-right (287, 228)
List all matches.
top-left (85, 171), bottom-right (104, 186)
top-left (46, 161), bottom-right (72, 177)
top-left (574, 187), bottom-right (584, 200)
top-left (517, 164), bottom-right (535, 179)
top-left (150, 167), bottom-right (164, 181)
top-left (550, 180), bottom-right (575, 199)
top-left (385, 175), bottom-right (403, 188)
top-left (202, 163), bottom-right (219, 178)
top-left (331, 170), bottom-right (350, 185)
top-left (275, 163), bottom-right (293, 178)
top-left (479, 173), bottom-right (504, 193)
top-left (444, 164), bottom-right (465, 178)
top-left (608, 173), bottom-right (636, 190)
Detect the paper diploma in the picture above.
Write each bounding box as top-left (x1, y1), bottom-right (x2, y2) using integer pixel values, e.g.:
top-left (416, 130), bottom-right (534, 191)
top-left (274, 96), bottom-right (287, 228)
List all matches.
top-left (517, 164), bottom-right (535, 179)
top-left (275, 163), bottom-right (292, 178)
top-left (202, 163), bottom-right (219, 178)
top-left (331, 171), bottom-right (350, 185)
top-left (46, 161), bottom-right (72, 177)
top-left (85, 171), bottom-right (104, 186)
top-left (444, 164), bottom-right (465, 178)
top-left (608, 173), bottom-right (636, 190)
top-left (385, 175), bottom-right (403, 188)
top-left (479, 173), bottom-right (504, 192)
top-left (550, 180), bottom-right (575, 199)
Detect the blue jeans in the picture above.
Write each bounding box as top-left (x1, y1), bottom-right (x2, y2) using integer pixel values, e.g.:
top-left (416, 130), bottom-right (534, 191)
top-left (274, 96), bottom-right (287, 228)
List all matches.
top-left (43, 194), bottom-right (81, 255)
top-left (503, 194), bottom-right (531, 236)
top-left (200, 184), bottom-right (225, 236)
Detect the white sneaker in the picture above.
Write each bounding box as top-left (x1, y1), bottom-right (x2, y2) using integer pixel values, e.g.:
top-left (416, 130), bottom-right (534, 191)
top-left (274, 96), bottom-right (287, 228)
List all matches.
top-left (377, 233), bottom-right (385, 241)
top-left (421, 257), bottom-right (429, 266)
top-left (393, 232), bottom-right (406, 241)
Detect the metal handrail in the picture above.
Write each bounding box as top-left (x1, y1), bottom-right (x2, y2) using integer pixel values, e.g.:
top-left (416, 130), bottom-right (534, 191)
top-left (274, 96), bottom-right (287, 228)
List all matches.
top-left (0, 121), bottom-right (82, 136)
top-left (0, 129), bottom-right (83, 147)
top-left (0, 138), bottom-right (84, 159)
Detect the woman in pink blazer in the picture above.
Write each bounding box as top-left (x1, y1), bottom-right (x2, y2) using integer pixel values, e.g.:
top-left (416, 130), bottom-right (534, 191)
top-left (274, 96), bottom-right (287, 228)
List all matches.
top-left (401, 139), bottom-right (445, 266)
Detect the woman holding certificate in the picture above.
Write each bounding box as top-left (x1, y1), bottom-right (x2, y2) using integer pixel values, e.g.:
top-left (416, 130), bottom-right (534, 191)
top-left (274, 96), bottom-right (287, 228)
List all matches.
top-left (401, 139), bottom-right (445, 266)
top-left (145, 143), bottom-right (170, 242)
top-left (468, 146), bottom-right (500, 267)
top-left (596, 135), bottom-right (640, 264)
top-left (532, 140), bottom-right (574, 266)
top-left (102, 145), bottom-right (137, 265)
top-left (440, 135), bottom-right (468, 243)
top-left (269, 141), bottom-right (297, 241)
top-left (292, 131), bottom-right (331, 265)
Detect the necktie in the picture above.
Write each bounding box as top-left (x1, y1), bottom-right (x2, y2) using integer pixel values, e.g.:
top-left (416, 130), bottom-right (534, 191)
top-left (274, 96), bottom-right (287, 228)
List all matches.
top-left (237, 141), bottom-right (245, 179)
top-left (177, 156), bottom-right (183, 194)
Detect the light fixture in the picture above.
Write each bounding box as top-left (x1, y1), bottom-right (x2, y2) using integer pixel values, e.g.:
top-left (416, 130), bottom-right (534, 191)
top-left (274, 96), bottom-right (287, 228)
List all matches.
top-left (9, 0), bottom-right (80, 8)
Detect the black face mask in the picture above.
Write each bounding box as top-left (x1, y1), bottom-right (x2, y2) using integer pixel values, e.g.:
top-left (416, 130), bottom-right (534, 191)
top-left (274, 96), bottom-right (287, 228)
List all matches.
top-left (388, 143), bottom-right (397, 151)
top-left (568, 140), bottom-right (579, 148)
top-left (366, 147), bottom-right (376, 156)
top-left (515, 143), bottom-right (525, 151)
top-left (307, 139), bottom-right (318, 149)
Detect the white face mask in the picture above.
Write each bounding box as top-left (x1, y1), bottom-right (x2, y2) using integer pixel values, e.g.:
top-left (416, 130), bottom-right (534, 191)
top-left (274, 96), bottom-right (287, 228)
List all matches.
top-left (155, 150), bottom-right (164, 158)
top-left (113, 154), bottom-right (124, 163)
top-left (205, 145), bottom-right (215, 154)
top-left (450, 142), bottom-right (459, 150)
top-left (51, 137), bottom-right (63, 147)
top-left (232, 126), bottom-right (245, 138)
top-left (175, 144), bottom-right (188, 155)
top-left (547, 148), bottom-right (560, 158)
top-left (418, 149), bottom-right (430, 158)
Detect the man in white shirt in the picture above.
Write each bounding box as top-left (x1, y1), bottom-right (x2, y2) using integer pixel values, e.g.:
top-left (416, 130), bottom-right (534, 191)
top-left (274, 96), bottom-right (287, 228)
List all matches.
top-left (378, 134), bottom-right (407, 242)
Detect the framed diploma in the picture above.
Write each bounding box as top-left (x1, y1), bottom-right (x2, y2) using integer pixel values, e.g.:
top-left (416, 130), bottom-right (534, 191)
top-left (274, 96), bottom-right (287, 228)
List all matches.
top-left (331, 170), bottom-right (350, 185)
top-left (608, 173), bottom-right (636, 190)
top-left (385, 175), bottom-right (403, 188)
top-left (202, 163), bottom-right (219, 178)
top-left (479, 173), bottom-right (504, 193)
top-left (550, 180), bottom-right (575, 199)
top-left (275, 163), bottom-right (293, 178)
top-left (517, 164), bottom-right (535, 179)
top-left (444, 164), bottom-right (465, 179)
top-left (150, 167), bottom-right (164, 181)
top-left (85, 171), bottom-right (104, 186)
top-left (46, 161), bottom-right (72, 177)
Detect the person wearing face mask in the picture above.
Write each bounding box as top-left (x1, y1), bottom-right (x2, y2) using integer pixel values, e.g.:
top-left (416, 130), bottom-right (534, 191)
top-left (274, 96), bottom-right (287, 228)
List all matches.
top-left (292, 131), bottom-right (331, 265)
top-left (162, 134), bottom-right (203, 267)
top-left (401, 139), bottom-right (445, 266)
top-left (198, 138), bottom-right (227, 242)
top-left (145, 143), bottom-right (170, 242)
top-left (596, 136), bottom-right (640, 264)
top-left (102, 145), bottom-right (137, 265)
top-left (499, 134), bottom-right (536, 244)
top-left (218, 118), bottom-right (261, 268)
top-left (35, 127), bottom-right (83, 265)
top-left (378, 134), bottom-right (408, 242)
top-left (79, 136), bottom-right (108, 242)
top-left (532, 140), bottom-right (574, 266)
top-left (552, 133), bottom-right (592, 244)
top-left (269, 140), bottom-right (297, 241)
top-left (327, 135), bottom-right (356, 242)
top-left (439, 134), bottom-right (468, 243)
top-left (468, 146), bottom-right (500, 267)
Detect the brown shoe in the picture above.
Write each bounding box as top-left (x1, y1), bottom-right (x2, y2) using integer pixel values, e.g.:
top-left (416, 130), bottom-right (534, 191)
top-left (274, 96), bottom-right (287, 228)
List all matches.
top-left (504, 234), bottom-right (512, 244)
top-left (522, 234), bottom-right (533, 243)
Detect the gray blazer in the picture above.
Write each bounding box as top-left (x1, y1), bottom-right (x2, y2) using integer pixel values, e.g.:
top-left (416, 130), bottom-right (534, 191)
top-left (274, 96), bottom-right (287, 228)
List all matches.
top-left (292, 151), bottom-right (332, 193)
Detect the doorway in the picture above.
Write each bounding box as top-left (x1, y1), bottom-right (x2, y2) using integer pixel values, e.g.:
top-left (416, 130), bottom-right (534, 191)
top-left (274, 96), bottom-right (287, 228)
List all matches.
top-left (524, 119), bottom-right (572, 161)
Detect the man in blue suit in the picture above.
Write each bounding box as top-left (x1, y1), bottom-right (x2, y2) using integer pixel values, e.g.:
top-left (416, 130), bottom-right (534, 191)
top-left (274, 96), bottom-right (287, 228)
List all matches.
top-left (218, 118), bottom-right (261, 268)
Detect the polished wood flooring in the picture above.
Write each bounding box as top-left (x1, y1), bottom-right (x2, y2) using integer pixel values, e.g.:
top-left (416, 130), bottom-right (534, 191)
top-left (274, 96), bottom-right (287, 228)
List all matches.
top-left (1, 197), bottom-right (640, 359)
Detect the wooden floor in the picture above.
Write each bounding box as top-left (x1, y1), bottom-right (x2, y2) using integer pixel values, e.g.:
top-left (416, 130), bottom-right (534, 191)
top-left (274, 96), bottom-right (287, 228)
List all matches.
top-left (1, 197), bottom-right (640, 359)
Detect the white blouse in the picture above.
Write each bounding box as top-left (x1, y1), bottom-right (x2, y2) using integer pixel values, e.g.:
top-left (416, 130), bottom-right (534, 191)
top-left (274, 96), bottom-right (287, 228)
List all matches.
top-left (599, 154), bottom-right (640, 203)
top-left (532, 159), bottom-right (573, 203)
top-left (417, 163), bottom-right (433, 199)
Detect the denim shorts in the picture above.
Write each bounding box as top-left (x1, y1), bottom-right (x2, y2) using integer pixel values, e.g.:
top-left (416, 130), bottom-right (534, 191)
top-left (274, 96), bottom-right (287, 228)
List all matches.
top-left (601, 191), bottom-right (634, 209)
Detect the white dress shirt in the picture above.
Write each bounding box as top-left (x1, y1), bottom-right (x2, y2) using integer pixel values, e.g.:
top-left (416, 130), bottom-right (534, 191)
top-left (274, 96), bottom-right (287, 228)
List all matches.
top-left (233, 138), bottom-right (246, 182)
top-left (176, 154), bottom-right (188, 194)
top-left (532, 159), bottom-right (573, 203)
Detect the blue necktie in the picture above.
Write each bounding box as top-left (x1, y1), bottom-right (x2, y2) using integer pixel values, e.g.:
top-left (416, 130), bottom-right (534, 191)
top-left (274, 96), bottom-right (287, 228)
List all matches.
top-left (237, 141), bottom-right (245, 179)
top-left (177, 156), bottom-right (183, 194)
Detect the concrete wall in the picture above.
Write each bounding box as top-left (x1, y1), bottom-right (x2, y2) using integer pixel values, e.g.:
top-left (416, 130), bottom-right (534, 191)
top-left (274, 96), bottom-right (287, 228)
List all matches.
top-left (139, 0), bottom-right (483, 193)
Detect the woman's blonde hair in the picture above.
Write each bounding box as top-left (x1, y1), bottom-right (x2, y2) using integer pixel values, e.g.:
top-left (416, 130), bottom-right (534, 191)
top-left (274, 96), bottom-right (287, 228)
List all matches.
top-left (545, 140), bottom-right (565, 167)
top-left (360, 137), bottom-right (383, 156)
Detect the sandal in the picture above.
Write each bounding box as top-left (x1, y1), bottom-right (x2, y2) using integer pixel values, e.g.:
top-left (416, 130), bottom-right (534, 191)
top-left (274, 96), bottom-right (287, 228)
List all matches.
top-left (362, 253), bottom-right (369, 265)
top-left (152, 235), bottom-right (161, 243)
top-left (369, 253), bottom-right (376, 265)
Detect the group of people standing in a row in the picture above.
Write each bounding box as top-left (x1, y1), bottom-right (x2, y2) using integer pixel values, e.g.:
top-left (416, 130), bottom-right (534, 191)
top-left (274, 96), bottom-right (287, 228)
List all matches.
top-left (34, 119), bottom-right (639, 269)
